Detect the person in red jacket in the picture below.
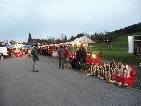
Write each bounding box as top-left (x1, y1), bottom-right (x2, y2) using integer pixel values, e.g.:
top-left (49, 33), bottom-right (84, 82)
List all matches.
top-left (64, 46), bottom-right (69, 63)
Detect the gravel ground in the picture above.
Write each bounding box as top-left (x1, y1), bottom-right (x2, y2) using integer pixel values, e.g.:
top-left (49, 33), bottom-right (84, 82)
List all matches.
top-left (44, 55), bottom-right (141, 90)
top-left (0, 55), bottom-right (141, 106)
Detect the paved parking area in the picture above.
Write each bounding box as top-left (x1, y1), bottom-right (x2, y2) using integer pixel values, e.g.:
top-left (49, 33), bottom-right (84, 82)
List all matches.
top-left (0, 56), bottom-right (141, 106)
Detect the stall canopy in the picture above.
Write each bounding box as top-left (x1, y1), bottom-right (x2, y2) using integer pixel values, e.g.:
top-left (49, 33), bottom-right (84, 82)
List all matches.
top-left (22, 45), bottom-right (32, 48)
top-left (71, 36), bottom-right (94, 44)
top-left (71, 36), bottom-right (95, 52)
top-left (3, 45), bottom-right (15, 48)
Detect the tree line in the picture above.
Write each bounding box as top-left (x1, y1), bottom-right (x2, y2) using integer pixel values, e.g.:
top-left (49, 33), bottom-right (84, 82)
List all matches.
top-left (113, 22), bottom-right (141, 36)
top-left (69, 22), bottom-right (141, 43)
top-left (27, 22), bottom-right (141, 46)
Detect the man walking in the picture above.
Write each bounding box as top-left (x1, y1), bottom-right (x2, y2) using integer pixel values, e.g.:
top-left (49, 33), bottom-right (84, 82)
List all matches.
top-left (32, 44), bottom-right (39, 72)
top-left (58, 46), bottom-right (66, 69)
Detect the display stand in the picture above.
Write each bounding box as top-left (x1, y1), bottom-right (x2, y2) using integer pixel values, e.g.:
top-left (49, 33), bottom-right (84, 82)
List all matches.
top-left (114, 67), bottom-right (136, 87)
top-left (48, 51), bottom-right (53, 56)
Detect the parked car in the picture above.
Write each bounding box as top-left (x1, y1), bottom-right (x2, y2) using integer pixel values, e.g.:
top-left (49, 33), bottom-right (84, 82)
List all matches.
top-left (0, 47), bottom-right (9, 59)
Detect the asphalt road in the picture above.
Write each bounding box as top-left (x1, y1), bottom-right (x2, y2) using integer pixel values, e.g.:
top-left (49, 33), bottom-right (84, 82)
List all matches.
top-left (0, 56), bottom-right (141, 106)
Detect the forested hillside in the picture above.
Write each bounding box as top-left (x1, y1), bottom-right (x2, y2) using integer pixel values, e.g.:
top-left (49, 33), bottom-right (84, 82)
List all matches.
top-left (113, 22), bottom-right (141, 36)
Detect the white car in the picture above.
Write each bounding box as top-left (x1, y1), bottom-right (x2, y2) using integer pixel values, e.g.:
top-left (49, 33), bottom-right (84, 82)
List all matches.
top-left (0, 47), bottom-right (9, 59)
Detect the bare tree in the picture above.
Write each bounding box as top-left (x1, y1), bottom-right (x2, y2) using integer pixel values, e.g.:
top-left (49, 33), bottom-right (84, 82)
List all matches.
top-left (10, 40), bottom-right (17, 45)
top-left (102, 32), bottom-right (118, 48)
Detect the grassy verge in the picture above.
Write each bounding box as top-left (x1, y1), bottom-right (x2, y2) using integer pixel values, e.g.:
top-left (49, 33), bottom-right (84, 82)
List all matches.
top-left (88, 32), bottom-right (141, 65)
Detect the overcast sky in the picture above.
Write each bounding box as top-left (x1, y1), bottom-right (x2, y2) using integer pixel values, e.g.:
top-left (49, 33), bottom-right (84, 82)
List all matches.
top-left (0, 0), bottom-right (141, 43)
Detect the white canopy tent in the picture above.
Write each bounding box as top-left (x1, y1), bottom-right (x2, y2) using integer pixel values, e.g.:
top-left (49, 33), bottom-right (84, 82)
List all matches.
top-left (71, 36), bottom-right (95, 52)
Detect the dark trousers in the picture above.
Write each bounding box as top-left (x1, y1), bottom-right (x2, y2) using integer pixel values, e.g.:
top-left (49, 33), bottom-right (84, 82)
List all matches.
top-left (59, 58), bottom-right (65, 69)
top-left (76, 57), bottom-right (83, 68)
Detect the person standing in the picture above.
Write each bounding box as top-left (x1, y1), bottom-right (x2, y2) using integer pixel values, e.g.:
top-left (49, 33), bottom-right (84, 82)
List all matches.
top-left (76, 47), bottom-right (83, 69)
top-left (32, 44), bottom-right (39, 72)
top-left (81, 47), bottom-right (87, 65)
top-left (58, 46), bottom-right (66, 69)
top-left (64, 46), bottom-right (69, 63)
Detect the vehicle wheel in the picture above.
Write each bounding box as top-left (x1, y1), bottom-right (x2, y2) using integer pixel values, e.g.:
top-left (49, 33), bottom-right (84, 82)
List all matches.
top-left (0, 55), bottom-right (4, 59)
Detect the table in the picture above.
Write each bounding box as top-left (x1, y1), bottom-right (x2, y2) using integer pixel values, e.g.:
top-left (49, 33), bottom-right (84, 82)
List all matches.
top-left (86, 57), bottom-right (102, 65)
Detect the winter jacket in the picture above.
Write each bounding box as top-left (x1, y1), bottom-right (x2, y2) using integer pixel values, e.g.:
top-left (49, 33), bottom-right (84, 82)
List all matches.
top-left (81, 48), bottom-right (87, 58)
top-left (58, 48), bottom-right (66, 58)
top-left (32, 48), bottom-right (39, 61)
top-left (64, 49), bottom-right (69, 57)
top-left (76, 49), bottom-right (84, 58)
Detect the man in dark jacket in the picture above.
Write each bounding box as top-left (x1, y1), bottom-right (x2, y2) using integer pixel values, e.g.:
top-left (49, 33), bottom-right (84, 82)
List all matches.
top-left (76, 47), bottom-right (84, 69)
top-left (58, 46), bottom-right (66, 69)
top-left (32, 44), bottom-right (39, 72)
top-left (81, 47), bottom-right (87, 65)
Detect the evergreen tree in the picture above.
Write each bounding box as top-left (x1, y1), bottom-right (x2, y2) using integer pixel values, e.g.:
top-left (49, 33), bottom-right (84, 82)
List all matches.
top-left (28, 33), bottom-right (32, 44)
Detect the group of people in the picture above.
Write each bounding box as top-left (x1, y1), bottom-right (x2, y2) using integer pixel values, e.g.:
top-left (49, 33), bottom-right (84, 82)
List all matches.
top-left (70, 47), bottom-right (87, 69)
top-left (76, 47), bottom-right (87, 68)
top-left (32, 44), bottom-right (87, 72)
top-left (32, 44), bottom-right (70, 72)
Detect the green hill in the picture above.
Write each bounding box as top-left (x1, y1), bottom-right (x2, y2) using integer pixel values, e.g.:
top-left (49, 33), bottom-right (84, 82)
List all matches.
top-left (89, 32), bottom-right (141, 65)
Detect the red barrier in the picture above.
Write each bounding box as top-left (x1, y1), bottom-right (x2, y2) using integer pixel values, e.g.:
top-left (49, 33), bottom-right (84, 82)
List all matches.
top-left (16, 52), bottom-right (23, 57)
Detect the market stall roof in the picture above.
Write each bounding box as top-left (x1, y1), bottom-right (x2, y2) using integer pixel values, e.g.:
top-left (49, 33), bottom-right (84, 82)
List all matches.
top-left (49, 44), bottom-right (55, 46)
top-left (26, 45), bottom-right (32, 48)
top-left (71, 36), bottom-right (94, 44)
top-left (3, 45), bottom-right (15, 48)
top-left (63, 42), bottom-right (72, 45)
top-left (20, 45), bottom-right (32, 48)
top-left (59, 43), bottom-right (64, 45)
top-left (54, 44), bottom-right (60, 46)
top-left (38, 36), bottom-right (94, 48)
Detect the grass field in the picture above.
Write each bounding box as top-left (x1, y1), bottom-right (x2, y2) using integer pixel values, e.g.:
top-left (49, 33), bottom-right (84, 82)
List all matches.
top-left (87, 32), bottom-right (141, 65)
top-left (70, 32), bottom-right (141, 65)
